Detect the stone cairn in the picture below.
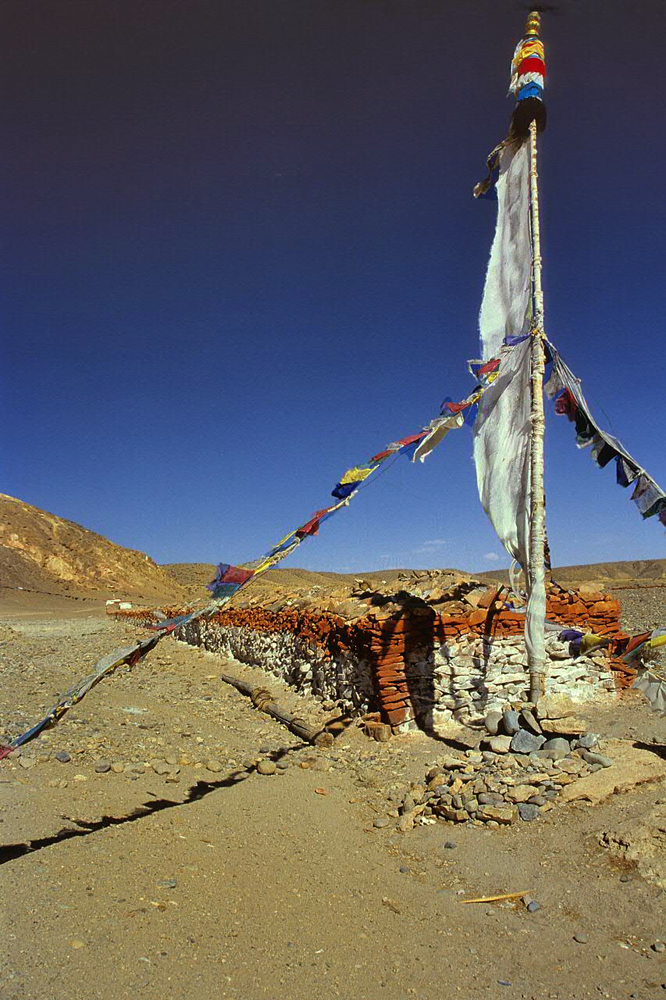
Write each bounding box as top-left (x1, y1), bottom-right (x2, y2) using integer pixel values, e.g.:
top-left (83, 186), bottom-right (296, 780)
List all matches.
top-left (391, 703), bottom-right (612, 831)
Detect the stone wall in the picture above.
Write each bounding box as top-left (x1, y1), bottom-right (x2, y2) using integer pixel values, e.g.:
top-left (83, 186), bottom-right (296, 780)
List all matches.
top-left (113, 586), bottom-right (634, 735)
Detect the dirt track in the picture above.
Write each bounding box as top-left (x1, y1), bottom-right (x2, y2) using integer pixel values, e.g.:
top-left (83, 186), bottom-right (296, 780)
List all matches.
top-left (1, 600), bottom-right (665, 1000)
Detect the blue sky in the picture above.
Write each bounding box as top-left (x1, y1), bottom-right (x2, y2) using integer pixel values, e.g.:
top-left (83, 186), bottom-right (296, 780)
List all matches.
top-left (3, 0), bottom-right (664, 575)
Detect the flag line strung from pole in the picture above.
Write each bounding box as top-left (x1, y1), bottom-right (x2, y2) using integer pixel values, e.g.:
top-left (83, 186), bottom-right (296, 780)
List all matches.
top-left (0, 350), bottom-right (507, 758)
top-left (544, 346), bottom-right (666, 526)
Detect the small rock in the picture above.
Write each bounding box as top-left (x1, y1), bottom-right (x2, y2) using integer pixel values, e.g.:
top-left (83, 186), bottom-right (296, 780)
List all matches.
top-left (581, 751), bottom-right (613, 768)
top-left (541, 738), bottom-right (570, 760)
top-left (399, 866), bottom-right (411, 873)
top-left (73, 774), bottom-right (87, 782)
top-left (157, 878), bottom-right (177, 889)
top-left (541, 717), bottom-right (587, 736)
top-left (488, 736), bottom-right (512, 754)
top-left (71, 939), bottom-right (85, 949)
top-left (18, 756), bottom-right (37, 769)
top-left (397, 810), bottom-right (416, 833)
top-left (257, 760), bottom-right (276, 775)
top-left (651, 941), bottom-right (665, 953)
top-left (573, 933), bottom-right (589, 944)
top-left (205, 760), bottom-right (224, 773)
top-left (619, 874), bottom-right (631, 883)
top-left (477, 804), bottom-right (518, 825)
top-left (517, 803), bottom-right (540, 822)
top-left (484, 711), bottom-right (502, 736)
top-left (443, 840), bottom-right (457, 850)
top-left (94, 761), bottom-right (111, 773)
top-left (520, 708), bottom-right (543, 735)
top-left (373, 816), bottom-right (390, 829)
top-left (502, 710), bottom-right (520, 736)
top-left (111, 762), bottom-right (125, 773)
top-left (55, 751), bottom-right (71, 763)
top-left (574, 733), bottom-right (600, 749)
top-left (402, 793), bottom-right (417, 814)
top-left (508, 784), bottom-right (534, 803)
top-left (276, 761), bottom-right (289, 770)
top-left (526, 899), bottom-right (540, 913)
top-left (511, 730), bottom-right (545, 754)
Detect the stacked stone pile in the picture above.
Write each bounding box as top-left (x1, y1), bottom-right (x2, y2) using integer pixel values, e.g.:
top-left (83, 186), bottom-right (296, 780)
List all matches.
top-left (390, 704), bottom-right (612, 830)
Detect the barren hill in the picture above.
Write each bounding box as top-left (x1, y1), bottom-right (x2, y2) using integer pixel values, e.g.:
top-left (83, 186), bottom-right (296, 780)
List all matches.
top-left (479, 558), bottom-right (666, 589)
top-left (162, 562), bottom-right (472, 602)
top-left (0, 494), bottom-right (186, 601)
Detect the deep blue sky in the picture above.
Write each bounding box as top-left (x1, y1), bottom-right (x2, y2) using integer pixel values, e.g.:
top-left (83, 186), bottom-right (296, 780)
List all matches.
top-left (3, 0), bottom-right (664, 574)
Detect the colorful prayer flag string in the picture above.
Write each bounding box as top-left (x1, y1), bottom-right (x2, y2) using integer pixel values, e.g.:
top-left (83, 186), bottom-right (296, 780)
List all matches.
top-left (546, 349), bottom-right (666, 526)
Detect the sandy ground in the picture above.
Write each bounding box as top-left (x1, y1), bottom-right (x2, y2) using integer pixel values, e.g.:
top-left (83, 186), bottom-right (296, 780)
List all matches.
top-left (1, 595), bottom-right (665, 1000)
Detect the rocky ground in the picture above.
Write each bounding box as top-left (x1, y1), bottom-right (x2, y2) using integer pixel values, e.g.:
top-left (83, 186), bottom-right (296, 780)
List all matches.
top-left (1, 591), bottom-right (665, 1000)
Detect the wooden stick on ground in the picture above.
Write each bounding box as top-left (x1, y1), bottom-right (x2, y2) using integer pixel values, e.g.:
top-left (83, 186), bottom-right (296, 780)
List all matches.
top-left (461, 891), bottom-right (528, 904)
top-left (217, 670), bottom-right (334, 747)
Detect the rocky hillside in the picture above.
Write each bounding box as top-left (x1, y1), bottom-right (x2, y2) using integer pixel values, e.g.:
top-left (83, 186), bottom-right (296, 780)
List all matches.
top-left (479, 558), bottom-right (666, 589)
top-left (0, 494), bottom-right (186, 601)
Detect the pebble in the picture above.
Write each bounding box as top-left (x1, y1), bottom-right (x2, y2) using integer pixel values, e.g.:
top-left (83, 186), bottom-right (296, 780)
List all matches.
top-left (276, 761), bottom-right (289, 770)
top-left (443, 841), bottom-right (457, 850)
top-left (576, 733), bottom-right (600, 749)
top-left (517, 803), bottom-right (540, 822)
top-left (205, 760), bottom-right (224, 773)
top-left (573, 933), bottom-right (589, 944)
top-left (256, 760), bottom-right (276, 775)
top-left (373, 816), bottom-right (390, 829)
top-left (73, 774), bottom-right (87, 782)
top-left (157, 879), bottom-right (177, 889)
top-left (510, 730), bottom-right (545, 754)
top-left (488, 736), bottom-right (512, 754)
top-left (581, 751), bottom-right (613, 768)
top-left (71, 939), bottom-right (85, 949)
top-left (541, 738), bottom-right (570, 759)
top-left (18, 756), bottom-right (37, 769)
top-left (94, 761), bottom-right (111, 773)
top-left (399, 866), bottom-right (411, 873)
top-left (651, 941), bottom-right (666, 953)
top-left (55, 751), bottom-right (71, 763)
top-left (111, 762), bottom-right (125, 773)
top-left (619, 874), bottom-right (631, 883)
top-left (502, 710), bottom-right (520, 736)
top-left (526, 900), bottom-right (540, 913)
top-left (484, 711), bottom-right (502, 736)
top-left (520, 708), bottom-right (543, 735)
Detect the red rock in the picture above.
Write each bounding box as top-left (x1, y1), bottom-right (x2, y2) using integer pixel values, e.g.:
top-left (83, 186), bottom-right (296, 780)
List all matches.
top-left (477, 588), bottom-right (502, 609)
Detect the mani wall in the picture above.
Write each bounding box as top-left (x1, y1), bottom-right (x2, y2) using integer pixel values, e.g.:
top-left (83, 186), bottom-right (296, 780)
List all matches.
top-left (115, 575), bottom-right (637, 734)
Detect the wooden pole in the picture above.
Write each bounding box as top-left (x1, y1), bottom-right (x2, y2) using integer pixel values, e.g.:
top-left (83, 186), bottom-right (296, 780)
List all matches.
top-left (217, 670), bottom-right (334, 747)
top-left (527, 114), bottom-right (547, 705)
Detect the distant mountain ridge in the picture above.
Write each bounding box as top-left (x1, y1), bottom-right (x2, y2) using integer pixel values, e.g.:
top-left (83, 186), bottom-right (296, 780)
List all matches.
top-left (1, 492), bottom-right (662, 605)
top-left (478, 558), bottom-right (666, 587)
top-left (0, 494), bottom-right (186, 601)
top-left (163, 558), bottom-right (666, 600)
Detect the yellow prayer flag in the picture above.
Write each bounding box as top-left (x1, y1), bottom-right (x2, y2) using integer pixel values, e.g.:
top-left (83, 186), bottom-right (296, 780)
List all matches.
top-left (339, 465), bottom-right (375, 486)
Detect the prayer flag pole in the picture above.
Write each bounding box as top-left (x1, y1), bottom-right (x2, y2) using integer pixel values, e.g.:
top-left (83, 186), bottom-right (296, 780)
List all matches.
top-left (526, 11), bottom-right (547, 705)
